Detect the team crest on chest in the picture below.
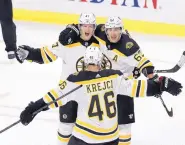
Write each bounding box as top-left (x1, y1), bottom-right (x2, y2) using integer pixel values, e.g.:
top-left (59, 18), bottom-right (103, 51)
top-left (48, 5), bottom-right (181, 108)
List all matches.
top-left (76, 55), bottom-right (112, 72)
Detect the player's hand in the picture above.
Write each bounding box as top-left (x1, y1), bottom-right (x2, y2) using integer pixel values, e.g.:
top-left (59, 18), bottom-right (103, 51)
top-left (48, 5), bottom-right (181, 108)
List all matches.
top-left (15, 45), bottom-right (30, 63)
top-left (20, 101), bottom-right (38, 126)
top-left (59, 24), bottom-right (79, 45)
top-left (160, 76), bottom-right (182, 96)
top-left (151, 74), bottom-right (182, 96)
top-left (20, 98), bottom-right (48, 126)
top-left (66, 24), bottom-right (79, 36)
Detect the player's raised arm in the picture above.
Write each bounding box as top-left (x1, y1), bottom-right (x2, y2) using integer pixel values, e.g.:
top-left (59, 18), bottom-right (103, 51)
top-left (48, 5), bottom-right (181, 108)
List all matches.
top-left (117, 75), bottom-right (182, 98)
top-left (14, 27), bottom-right (78, 65)
top-left (19, 79), bottom-right (79, 126)
top-left (14, 42), bottom-right (60, 64)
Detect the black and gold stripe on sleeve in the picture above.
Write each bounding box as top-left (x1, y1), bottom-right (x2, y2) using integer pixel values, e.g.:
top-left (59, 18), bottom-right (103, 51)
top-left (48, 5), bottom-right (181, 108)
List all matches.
top-left (137, 57), bottom-right (153, 72)
top-left (58, 131), bottom-right (71, 143)
top-left (40, 46), bottom-right (57, 64)
top-left (119, 134), bottom-right (131, 145)
top-left (131, 80), bottom-right (146, 98)
top-left (43, 89), bottom-right (62, 108)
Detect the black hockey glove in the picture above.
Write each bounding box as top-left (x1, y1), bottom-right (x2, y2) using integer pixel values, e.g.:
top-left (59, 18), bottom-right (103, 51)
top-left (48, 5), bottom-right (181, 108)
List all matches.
top-left (59, 24), bottom-right (79, 45)
top-left (150, 74), bottom-right (182, 96)
top-left (15, 45), bottom-right (33, 63)
top-left (20, 99), bottom-right (48, 126)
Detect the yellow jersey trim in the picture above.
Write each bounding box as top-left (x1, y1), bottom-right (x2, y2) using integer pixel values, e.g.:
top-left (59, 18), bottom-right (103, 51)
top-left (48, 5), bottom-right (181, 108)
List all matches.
top-left (76, 119), bottom-right (118, 133)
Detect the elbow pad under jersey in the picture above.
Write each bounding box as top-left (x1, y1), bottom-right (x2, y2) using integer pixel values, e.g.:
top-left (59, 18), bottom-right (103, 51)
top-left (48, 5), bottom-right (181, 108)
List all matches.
top-left (142, 66), bottom-right (155, 77)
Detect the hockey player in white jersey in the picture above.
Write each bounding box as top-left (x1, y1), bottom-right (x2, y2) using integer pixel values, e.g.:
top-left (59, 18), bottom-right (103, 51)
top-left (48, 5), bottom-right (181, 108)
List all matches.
top-left (56, 16), bottom-right (155, 145)
top-left (19, 46), bottom-right (182, 145)
top-left (95, 17), bottom-right (155, 145)
top-left (15, 13), bottom-right (110, 145)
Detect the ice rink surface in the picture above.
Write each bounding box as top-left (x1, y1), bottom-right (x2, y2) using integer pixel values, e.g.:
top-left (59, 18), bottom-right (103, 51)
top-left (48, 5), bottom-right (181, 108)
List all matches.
top-left (0, 21), bottom-right (185, 145)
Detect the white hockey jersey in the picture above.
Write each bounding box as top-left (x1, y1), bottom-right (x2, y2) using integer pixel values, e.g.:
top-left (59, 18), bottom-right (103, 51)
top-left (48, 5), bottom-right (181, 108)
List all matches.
top-left (43, 70), bottom-right (148, 143)
top-left (94, 32), bottom-right (154, 79)
top-left (29, 36), bottom-right (111, 81)
top-left (28, 34), bottom-right (153, 80)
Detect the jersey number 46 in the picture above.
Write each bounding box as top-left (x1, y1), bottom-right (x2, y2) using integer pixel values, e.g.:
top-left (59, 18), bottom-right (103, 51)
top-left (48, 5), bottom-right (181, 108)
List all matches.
top-left (88, 91), bottom-right (116, 121)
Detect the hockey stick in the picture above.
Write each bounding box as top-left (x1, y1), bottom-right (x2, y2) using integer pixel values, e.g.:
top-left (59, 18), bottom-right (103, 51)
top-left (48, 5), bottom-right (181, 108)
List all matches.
top-left (154, 51), bottom-right (185, 73)
top-left (0, 85), bottom-right (82, 134)
top-left (125, 30), bottom-right (185, 73)
top-left (157, 94), bottom-right (173, 117)
top-left (125, 29), bottom-right (181, 116)
top-left (154, 51), bottom-right (185, 117)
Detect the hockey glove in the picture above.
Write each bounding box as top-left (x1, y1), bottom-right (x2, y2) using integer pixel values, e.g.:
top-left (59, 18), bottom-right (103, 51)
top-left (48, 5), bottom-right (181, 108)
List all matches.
top-left (66, 24), bottom-right (80, 36)
top-left (15, 45), bottom-right (31, 63)
top-left (59, 24), bottom-right (79, 45)
top-left (20, 99), bottom-right (48, 126)
top-left (159, 76), bottom-right (182, 96)
top-left (151, 74), bottom-right (182, 96)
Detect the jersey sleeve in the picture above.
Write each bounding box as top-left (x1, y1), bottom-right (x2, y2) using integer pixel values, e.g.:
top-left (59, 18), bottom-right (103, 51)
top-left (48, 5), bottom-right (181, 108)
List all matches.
top-left (36, 44), bottom-right (58, 64)
top-left (125, 32), bottom-right (154, 76)
top-left (117, 76), bottom-right (148, 97)
top-left (26, 41), bottom-right (67, 64)
top-left (42, 79), bottom-right (80, 108)
top-left (49, 41), bottom-right (66, 59)
top-left (117, 76), bottom-right (161, 97)
top-left (122, 35), bottom-right (154, 76)
top-left (134, 49), bottom-right (154, 76)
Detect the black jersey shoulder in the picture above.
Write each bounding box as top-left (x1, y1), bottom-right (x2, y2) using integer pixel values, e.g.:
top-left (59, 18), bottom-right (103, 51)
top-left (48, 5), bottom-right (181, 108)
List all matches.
top-left (95, 27), bottom-right (141, 56)
top-left (107, 33), bottom-right (140, 56)
top-left (67, 69), bottom-right (123, 83)
top-left (98, 69), bottom-right (123, 77)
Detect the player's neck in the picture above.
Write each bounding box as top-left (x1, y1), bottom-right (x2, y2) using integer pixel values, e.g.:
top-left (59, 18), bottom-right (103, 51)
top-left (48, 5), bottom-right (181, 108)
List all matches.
top-left (87, 65), bottom-right (100, 72)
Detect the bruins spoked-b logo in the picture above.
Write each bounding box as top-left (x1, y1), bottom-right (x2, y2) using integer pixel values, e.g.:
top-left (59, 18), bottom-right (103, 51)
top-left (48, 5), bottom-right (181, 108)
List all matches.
top-left (76, 55), bottom-right (112, 72)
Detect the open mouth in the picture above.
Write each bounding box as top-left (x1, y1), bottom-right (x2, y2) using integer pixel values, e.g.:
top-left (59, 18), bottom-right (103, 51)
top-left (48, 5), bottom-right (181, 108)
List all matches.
top-left (111, 36), bottom-right (117, 40)
top-left (85, 32), bottom-right (90, 36)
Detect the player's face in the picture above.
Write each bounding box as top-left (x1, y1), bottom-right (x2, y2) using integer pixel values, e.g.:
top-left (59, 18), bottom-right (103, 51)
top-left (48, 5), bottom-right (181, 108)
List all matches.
top-left (106, 28), bottom-right (122, 43)
top-left (80, 24), bottom-right (95, 41)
